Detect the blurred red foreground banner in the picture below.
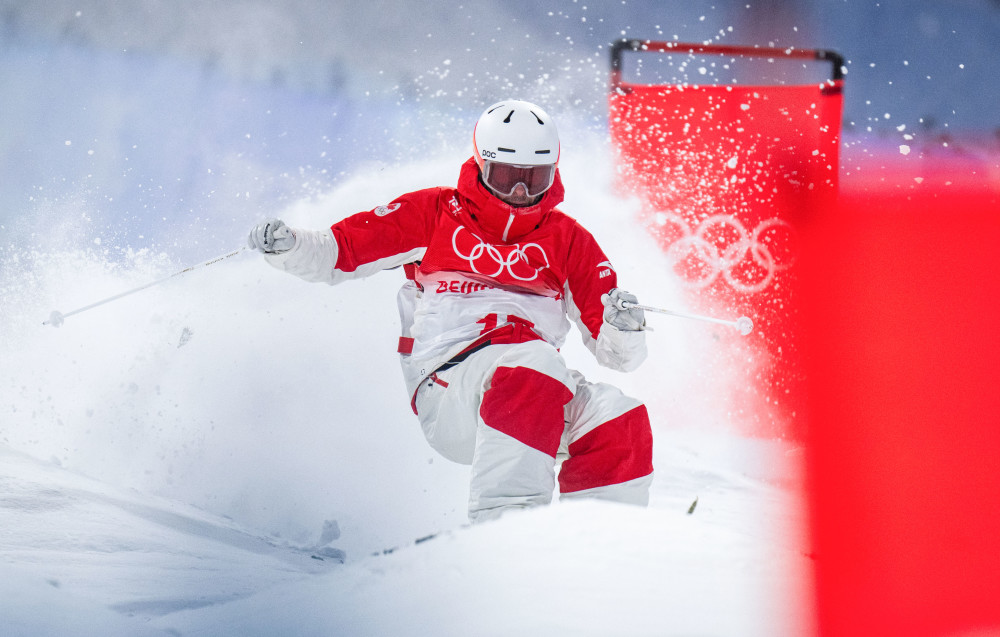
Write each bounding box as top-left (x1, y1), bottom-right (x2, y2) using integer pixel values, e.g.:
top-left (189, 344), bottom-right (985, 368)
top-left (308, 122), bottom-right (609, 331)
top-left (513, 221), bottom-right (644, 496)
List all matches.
top-left (609, 39), bottom-right (1000, 636)
top-left (801, 178), bottom-right (1000, 637)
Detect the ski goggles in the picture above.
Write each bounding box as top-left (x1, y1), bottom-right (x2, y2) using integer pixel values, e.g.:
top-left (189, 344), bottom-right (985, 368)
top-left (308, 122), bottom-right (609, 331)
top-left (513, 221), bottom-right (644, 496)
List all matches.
top-left (482, 161), bottom-right (556, 198)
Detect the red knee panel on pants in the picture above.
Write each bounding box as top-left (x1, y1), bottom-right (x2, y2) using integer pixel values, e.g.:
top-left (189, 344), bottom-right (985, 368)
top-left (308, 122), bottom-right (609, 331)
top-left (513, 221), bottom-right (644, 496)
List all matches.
top-left (479, 366), bottom-right (572, 458)
top-left (559, 405), bottom-right (654, 493)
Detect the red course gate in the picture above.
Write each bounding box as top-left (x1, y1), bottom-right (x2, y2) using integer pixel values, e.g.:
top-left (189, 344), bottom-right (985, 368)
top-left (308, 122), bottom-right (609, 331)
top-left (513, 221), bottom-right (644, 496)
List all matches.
top-left (608, 39), bottom-right (844, 439)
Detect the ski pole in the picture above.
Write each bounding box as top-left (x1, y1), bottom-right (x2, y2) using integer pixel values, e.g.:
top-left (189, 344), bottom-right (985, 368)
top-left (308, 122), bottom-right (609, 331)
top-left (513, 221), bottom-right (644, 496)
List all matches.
top-left (43, 246), bottom-right (247, 327)
top-left (619, 300), bottom-right (754, 335)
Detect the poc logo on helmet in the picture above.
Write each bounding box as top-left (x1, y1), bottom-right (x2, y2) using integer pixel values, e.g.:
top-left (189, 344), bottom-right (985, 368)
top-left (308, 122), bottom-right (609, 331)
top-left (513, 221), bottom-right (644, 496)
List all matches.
top-left (481, 149), bottom-right (497, 159)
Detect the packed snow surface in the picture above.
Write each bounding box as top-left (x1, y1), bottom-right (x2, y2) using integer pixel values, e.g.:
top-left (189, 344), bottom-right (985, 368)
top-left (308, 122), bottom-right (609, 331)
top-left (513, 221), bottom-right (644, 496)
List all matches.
top-left (2, 428), bottom-right (810, 637)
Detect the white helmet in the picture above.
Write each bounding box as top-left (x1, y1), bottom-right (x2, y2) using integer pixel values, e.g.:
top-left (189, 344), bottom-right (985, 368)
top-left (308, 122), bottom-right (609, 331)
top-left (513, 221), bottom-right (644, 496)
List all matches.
top-left (473, 100), bottom-right (560, 198)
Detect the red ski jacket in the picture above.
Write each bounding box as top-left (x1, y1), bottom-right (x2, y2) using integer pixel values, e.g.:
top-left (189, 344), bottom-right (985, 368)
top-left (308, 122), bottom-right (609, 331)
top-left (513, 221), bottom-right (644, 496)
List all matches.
top-left (265, 158), bottom-right (646, 395)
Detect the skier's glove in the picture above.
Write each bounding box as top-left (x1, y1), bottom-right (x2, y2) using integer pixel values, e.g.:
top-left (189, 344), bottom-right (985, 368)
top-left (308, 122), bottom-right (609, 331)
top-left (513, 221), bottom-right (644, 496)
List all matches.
top-left (601, 288), bottom-right (646, 331)
top-left (248, 218), bottom-right (295, 254)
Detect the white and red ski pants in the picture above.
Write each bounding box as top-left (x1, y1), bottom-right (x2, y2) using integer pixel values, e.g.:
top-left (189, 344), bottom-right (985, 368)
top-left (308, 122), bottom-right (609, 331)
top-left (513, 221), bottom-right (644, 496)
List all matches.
top-left (413, 340), bottom-right (654, 522)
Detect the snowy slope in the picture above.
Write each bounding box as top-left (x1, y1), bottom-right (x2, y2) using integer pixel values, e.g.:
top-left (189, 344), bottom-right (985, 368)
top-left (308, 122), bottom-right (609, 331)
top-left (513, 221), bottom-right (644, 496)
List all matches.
top-left (0, 444), bottom-right (339, 635)
top-left (159, 470), bottom-right (809, 637)
top-left (1, 430), bottom-right (810, 637)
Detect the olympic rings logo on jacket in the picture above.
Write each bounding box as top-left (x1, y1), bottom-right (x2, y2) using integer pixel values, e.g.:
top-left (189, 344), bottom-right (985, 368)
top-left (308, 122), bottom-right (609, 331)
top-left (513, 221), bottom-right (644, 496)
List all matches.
top-left (451, 225), bottom-right (551, 282)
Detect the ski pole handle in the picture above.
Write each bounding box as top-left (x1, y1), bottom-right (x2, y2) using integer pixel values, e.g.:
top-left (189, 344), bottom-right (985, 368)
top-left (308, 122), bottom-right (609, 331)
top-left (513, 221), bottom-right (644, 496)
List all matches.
top-left (619, 300), bottom-right (754, 335)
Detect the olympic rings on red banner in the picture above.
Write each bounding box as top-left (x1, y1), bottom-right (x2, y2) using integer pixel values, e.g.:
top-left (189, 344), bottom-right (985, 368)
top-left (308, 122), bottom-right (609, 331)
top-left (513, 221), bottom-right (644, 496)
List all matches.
top-left (655, 212), bottom-right (797, 294)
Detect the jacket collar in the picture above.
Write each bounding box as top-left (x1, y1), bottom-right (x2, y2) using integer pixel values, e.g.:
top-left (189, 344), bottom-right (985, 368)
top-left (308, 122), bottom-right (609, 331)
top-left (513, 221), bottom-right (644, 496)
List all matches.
top-left (455, 158), bottom-right (564, 243)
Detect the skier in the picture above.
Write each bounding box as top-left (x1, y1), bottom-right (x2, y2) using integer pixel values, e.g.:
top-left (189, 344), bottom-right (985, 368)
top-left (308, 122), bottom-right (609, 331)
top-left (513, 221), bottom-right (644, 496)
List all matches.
top-left (248, 99), bottom-right (653, 522)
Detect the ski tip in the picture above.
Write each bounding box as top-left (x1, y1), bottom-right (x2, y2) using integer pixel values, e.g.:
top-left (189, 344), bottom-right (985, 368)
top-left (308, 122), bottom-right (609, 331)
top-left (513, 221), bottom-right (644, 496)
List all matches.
top-left (687, 497), bottom-right (699, 515)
